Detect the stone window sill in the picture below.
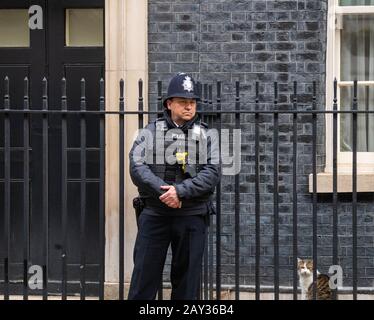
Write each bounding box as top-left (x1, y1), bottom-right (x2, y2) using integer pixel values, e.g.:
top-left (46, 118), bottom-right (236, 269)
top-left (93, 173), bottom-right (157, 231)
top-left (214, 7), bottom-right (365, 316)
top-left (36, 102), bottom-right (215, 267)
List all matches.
top-left (308, 173), bottom-right (374, 193)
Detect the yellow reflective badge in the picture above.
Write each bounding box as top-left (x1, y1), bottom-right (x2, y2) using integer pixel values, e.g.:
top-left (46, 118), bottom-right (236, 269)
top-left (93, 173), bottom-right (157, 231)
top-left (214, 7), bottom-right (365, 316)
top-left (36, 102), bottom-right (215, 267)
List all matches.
top-left (176, 152), bottom-right (188, 173)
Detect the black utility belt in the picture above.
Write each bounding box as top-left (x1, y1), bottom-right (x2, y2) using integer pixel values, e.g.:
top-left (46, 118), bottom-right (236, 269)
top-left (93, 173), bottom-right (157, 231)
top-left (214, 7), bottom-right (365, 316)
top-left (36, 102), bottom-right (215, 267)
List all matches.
top-left (144, 197), bottom-right (209, 209)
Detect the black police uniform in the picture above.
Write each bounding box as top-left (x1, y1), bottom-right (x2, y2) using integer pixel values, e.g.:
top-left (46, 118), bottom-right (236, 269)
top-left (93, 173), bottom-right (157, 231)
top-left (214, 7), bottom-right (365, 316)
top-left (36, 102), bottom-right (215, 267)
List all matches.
top-left (127, 73), bottom-right (221, 300)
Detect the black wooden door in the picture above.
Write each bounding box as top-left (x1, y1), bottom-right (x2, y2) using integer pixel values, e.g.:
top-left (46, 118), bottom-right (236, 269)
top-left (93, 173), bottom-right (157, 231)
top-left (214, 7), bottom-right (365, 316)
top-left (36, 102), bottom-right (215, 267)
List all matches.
top-left (0, 0), bottom-right (46, 295)
top-left (0, 0), bottom-right (104, 295)
top-left (47, 0), bottom-right (105, 295)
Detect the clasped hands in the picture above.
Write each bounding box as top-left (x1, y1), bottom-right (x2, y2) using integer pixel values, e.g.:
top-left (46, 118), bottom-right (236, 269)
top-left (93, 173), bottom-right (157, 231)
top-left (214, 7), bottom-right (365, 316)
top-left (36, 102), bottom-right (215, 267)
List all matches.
top-left (159, 185), bottom-right (181, 209)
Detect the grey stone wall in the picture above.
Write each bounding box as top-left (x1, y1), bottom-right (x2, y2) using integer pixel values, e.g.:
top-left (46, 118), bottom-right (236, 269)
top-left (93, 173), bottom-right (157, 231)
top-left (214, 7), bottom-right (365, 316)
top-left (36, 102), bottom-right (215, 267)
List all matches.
top-left (148, 0), bottom-right (374, 290)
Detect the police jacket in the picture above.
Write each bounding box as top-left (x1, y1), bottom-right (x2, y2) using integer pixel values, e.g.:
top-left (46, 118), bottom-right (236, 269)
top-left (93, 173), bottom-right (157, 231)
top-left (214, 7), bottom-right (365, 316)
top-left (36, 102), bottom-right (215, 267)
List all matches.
top-left (129, 110), bottom-right (221, 216)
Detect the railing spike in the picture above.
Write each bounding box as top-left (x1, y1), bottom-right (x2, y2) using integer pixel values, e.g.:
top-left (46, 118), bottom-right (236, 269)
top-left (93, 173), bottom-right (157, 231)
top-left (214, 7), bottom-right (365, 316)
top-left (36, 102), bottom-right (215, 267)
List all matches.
top-left (120, 79), bottom-right (124, 98)
top-left (24, 77), bottom-right (29, 98)
top-left (138, 79), bottom-right (143, 98)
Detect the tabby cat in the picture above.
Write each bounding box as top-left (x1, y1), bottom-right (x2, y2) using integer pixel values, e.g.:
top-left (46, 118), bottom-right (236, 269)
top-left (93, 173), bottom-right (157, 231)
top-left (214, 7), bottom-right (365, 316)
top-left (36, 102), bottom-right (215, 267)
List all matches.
top-left (297, 258), bottom-right (332, 300)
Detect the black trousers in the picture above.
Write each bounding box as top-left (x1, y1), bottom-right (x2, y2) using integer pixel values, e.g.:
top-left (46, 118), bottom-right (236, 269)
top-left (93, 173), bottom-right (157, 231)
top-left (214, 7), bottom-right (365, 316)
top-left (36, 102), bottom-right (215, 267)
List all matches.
top-left (127, 212), bottom-right (207, 300)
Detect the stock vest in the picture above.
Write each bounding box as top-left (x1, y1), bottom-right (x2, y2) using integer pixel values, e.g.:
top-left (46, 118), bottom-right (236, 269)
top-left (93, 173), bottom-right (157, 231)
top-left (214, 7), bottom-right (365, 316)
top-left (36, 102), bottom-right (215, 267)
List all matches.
top-left (150, 118), bottom-right (206, 179)
top-left (140, 112), bottom-right (213, 214)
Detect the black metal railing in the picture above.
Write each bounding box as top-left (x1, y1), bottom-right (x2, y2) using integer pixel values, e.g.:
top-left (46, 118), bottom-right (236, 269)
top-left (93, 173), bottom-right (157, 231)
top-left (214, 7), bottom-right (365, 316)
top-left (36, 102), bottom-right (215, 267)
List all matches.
top-left (0, 76), bottom-right (372, 300)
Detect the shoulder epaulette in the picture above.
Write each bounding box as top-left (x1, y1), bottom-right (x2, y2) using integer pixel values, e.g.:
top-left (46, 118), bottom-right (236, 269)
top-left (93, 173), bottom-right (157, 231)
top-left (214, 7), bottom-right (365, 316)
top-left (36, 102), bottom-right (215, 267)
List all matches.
top-left (155, 118), bottom-right (168, 131)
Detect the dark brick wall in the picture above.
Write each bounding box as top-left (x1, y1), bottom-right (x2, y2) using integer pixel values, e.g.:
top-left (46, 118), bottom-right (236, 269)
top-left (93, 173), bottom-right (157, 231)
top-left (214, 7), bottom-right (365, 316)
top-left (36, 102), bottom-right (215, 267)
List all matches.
top-left (148, 0), bottom-right (374, 289)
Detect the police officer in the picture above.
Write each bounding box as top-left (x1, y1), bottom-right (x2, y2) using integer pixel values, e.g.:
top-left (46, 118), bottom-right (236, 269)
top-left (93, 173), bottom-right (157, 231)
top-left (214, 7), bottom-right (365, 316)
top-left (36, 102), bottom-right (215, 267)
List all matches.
top-left (127, 73), bottom-right (221, 300)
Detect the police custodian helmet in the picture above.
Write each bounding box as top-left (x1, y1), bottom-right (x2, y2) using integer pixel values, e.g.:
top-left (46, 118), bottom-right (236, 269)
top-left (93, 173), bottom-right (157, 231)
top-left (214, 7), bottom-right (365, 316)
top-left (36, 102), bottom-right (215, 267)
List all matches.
top-left (163, 73), bottom-right (200, 108)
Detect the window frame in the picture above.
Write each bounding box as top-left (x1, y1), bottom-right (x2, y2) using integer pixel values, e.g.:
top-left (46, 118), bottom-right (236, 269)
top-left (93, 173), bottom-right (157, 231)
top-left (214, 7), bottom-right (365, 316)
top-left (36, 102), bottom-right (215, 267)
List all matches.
top-left (325, 0), bottom-right (374, 174)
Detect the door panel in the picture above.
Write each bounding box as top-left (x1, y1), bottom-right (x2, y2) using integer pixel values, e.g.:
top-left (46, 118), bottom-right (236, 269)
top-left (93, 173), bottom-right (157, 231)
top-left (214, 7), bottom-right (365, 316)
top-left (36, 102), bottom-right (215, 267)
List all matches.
top-left (0, 0), bottom-right (45, 287)
top-left (65, 65), bottom-right (103, 148)
top-left (46, 1), bottom-right (104, 291)
top-left (0, 0), bottom-right (104, 295)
